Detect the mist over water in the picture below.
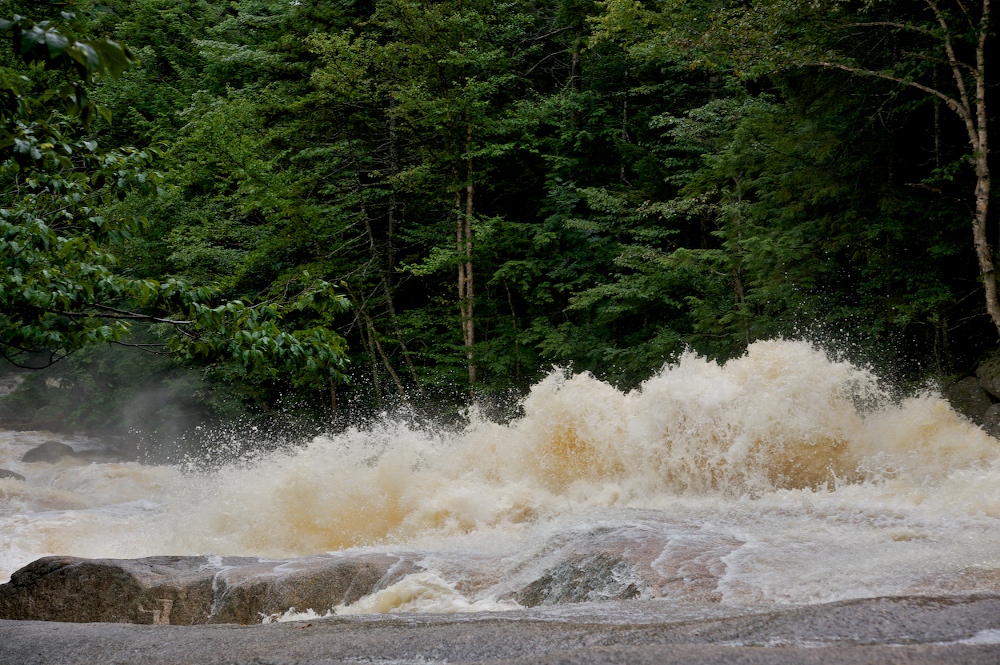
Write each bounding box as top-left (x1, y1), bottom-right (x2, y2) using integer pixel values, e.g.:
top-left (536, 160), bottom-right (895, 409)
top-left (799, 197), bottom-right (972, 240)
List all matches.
top-left (2, 339), bottom-right (1000, 616)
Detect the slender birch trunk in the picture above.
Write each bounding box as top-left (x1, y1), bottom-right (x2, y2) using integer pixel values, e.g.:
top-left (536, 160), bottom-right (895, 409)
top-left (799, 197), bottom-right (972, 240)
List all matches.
top-left (455, 180), bottom-right (476, 382)
top-left (969, 0), bottom-right (1000, 335)
top-left (454, 113), bottom-right (476, 385)
top-left (813, 0), bottom-right (999, 334)
top-left (463, 179), bottom-right (475, 384)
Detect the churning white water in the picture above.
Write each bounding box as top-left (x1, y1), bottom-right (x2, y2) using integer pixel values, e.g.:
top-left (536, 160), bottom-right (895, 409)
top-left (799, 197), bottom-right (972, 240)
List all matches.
top-left (2, 340), bottom-right (999, 617)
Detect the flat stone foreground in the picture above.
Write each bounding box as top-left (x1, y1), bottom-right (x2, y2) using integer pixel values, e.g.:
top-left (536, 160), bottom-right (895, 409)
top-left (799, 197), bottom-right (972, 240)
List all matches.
top-left (1, 594), bottom-right (999, 664)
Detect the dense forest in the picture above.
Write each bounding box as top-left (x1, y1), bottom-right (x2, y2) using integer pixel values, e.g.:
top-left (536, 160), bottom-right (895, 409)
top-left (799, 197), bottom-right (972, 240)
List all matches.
top-left (0, 0), bottom-right (997, 441)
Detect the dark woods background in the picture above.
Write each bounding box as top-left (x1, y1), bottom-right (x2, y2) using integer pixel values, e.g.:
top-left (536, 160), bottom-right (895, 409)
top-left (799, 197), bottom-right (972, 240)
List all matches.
top-left (0, 0), bottom-right (994, 446)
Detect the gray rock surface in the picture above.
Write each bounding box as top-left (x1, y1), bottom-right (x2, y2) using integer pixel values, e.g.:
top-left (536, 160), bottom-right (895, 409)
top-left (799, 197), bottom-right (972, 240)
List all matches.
top-left (0, 468), bottom-right (24, 481)
top-left (21, 440), bottom-right (76, 463)
top-left (0, 594), bottom-right (998, 664)
top-left (945, 377), bottom-right (994, 425)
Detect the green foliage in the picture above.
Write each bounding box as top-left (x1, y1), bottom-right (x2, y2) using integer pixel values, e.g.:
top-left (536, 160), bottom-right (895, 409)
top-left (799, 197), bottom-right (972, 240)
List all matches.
top-left (0, 10), bottom-right (351, 391)
top-left (3, 0), bottom-right (992, 431)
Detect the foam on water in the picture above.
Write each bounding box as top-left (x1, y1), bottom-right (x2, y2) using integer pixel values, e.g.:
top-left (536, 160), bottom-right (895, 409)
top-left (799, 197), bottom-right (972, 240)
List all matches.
top-left (957, 629), bottom-right (1000, 645)
top-left (333, 572), bottom-right (520, 615)
top-left (2, 339), bottom-right (1000, 614)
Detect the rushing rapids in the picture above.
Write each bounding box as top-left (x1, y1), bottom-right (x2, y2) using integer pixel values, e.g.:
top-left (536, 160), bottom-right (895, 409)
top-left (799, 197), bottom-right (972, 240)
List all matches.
top-left (2, 339), bottom-right (1000, 619)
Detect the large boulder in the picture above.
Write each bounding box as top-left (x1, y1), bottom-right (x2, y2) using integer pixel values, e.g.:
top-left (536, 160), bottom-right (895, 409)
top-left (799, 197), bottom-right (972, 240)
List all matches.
top-left (0, 553), bottom-right (417, 625)
top-left (21, 440), bottom-right (76, 463)
top-left (0, 468), bottom-right (25, 481)
top-left (944, 376), bottom-right (994, 425)
top-left (983, 403), bottom-right (1000, 439)
top-left (0, 556), bottom-right (219, 624)
top-left (978, 353), bottom-right (1000, 400)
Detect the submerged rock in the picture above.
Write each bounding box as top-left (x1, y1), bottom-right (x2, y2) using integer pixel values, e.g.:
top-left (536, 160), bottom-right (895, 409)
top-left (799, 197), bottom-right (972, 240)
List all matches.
top-left (0, 553), bottom-right (416, 625)
top-left (515, 553), bottom-right (643, 607)
top-left (0, 469), bottom-right (25, 481)
top-left (21, 440), bottom-right (76, 463)
top-left (72, 447), bottom-right (127, 463)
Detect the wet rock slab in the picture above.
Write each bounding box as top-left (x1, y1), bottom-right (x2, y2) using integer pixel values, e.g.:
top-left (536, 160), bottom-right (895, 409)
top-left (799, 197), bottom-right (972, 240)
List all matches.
top-left (503, 524), bottom-right (742, 607)
top-left (0, 553), bottom-right (417, 625)
top-left (0, 523), bottom-right (748, 625)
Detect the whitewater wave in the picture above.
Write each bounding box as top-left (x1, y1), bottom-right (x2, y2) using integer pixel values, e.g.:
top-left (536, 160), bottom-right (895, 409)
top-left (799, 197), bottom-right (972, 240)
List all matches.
top-left (2, 339), bottom-right (999, 612)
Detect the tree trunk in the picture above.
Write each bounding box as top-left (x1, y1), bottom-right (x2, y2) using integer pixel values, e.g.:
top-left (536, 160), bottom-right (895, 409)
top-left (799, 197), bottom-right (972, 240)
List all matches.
top-left (363, 310), bottom-right (408, 399)
top-left (456, 187), bottom-right (476, 385)
top-left (357, 311), bottom-right (382, 408)
top-left (972, 159), bottom-right (1000, 334)
top-left (969, 0), bottom-right (1000, 336)
top-left (456, 117), bottom-right (476, 385)
top-left (384, 110), bottom-right (422, 389)
top-left (816, 0), bottom-right (1000, 335)
top-left (463, 181), bottom-right (475, 384)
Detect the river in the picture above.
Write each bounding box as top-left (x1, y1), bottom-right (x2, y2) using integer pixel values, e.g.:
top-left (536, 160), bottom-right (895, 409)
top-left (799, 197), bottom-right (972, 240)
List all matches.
top-left (2, 339), bottom-right (999, 623)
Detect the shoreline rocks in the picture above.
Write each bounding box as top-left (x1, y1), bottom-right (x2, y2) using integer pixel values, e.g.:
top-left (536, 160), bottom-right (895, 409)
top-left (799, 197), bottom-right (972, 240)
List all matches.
top-left (0, 526), bottom-right (745, 625)
top-left (0, 554), bottom-right (418, 625)
top-left (945, 377), bottom-right (994, 426)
